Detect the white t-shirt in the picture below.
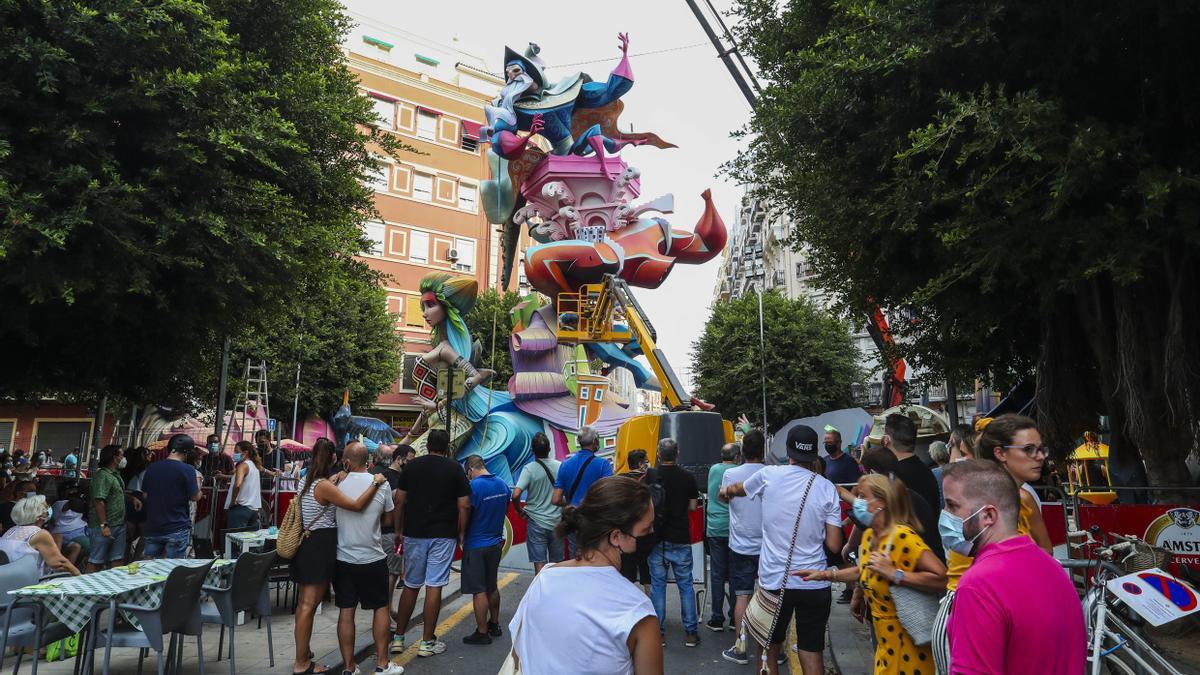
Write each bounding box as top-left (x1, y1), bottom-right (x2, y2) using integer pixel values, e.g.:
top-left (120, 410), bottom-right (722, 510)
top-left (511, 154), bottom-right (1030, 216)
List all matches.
top-left (335, 471), bottom-right (394, 564)
top-left (722, 462), bottom-right (766, 555)
top-left (742, 465), bottom-right (841, 591)
top-left (510, 564), bottom-right (655, 675)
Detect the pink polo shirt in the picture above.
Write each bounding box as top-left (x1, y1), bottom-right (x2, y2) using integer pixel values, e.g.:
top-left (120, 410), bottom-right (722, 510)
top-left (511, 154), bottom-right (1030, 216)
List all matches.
top-left (948, 536), bottom-right (1086, 674)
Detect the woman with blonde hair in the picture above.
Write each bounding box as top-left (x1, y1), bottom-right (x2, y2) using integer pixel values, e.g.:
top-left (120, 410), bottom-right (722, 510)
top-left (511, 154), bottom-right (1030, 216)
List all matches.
top-left (0, 495), bottom-right (80, 576)
top-left (796, 474), bottom-right (946, 675)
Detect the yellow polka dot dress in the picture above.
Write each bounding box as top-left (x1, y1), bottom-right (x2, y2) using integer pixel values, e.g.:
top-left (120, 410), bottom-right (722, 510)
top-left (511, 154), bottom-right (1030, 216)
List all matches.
top-left (859, 525), bottom-right (934, 675)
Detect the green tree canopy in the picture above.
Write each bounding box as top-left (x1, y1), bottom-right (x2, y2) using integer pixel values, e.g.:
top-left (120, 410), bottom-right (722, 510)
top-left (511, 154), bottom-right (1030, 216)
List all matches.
top-left (207, 261), bottom-right (402, 422)
top-left (463, 289), bottom-right (524, 388)
top-left (0, 0), bottom-right (404, 407)
top-left (692, 291), bottom-right (862, 433)
top-left (730, 1), bottom-right (1200, 486)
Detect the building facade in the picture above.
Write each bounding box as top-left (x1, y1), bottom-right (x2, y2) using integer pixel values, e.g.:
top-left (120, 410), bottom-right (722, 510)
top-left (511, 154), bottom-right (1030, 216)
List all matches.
top-left (342, 19), bottom-right (537, 434)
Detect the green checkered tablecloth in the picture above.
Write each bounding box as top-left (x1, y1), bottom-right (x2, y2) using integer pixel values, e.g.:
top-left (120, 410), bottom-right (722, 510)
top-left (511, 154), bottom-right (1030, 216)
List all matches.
top-left (8, 558), bottom-right (235, 633)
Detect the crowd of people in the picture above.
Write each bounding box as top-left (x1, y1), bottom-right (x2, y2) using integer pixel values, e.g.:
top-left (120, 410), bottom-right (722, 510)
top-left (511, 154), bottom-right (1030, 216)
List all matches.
top-left (0, 411), bottom-right (1092, 675)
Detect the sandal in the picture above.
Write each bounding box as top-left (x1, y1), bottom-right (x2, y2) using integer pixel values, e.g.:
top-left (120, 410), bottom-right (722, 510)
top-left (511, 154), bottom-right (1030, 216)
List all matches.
top-left (293, 661), bottom-right (329, 674)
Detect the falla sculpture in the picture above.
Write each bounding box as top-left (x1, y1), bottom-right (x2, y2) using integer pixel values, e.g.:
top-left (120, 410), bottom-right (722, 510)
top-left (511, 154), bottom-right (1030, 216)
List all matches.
top-left (405, 33), bottom-right (726, 482)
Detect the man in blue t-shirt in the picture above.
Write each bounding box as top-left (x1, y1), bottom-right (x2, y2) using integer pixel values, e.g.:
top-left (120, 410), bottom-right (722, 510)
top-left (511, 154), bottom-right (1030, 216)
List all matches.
top-left (551, 426), bottom-right (613, 508)
top-left (460, 455), bottom-right (510, 645)
top-left (141, 434), bottom-right (202, 558)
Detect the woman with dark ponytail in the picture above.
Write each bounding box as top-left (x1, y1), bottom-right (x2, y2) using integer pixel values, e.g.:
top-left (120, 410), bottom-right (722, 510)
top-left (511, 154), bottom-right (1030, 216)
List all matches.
top-left (508, 475), bottom-right (663, 675)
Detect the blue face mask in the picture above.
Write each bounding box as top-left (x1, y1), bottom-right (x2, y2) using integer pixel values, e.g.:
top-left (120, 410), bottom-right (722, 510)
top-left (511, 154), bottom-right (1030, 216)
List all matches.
top-left (851, 497), bottom-right (875, 526)
top-left (45, 506), bottom-right (53, 521)
top-left (233, 453), bottom-right (243, 463)
top-left (939, 506), bottom-right (989, 556)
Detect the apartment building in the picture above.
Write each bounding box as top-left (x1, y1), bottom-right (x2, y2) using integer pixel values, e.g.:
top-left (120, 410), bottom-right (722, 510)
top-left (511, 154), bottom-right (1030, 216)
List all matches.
top-left (343, 18), bottom-right (532, 433)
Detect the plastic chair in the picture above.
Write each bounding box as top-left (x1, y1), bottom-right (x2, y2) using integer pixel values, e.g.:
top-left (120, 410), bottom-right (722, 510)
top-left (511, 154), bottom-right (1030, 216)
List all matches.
top-left (0, 556), bottom-right (74, 675)
top-left (91, 560), bottom-right (215, 675)
top-left (201, 550), bottom-right (276, 674)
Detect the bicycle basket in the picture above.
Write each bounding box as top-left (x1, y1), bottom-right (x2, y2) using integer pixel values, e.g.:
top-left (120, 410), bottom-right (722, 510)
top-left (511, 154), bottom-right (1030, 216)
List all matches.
top-left (1113, 534), bottom-right (1172, 573)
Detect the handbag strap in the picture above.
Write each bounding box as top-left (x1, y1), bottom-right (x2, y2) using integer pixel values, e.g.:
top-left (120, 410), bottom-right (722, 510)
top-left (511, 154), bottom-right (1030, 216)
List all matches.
top-left (760, 472), bottom-right (817, 669)
top-left (300, 478), bottom-right (335, 535)
top-left (534, 459), bottom-right (555, 486)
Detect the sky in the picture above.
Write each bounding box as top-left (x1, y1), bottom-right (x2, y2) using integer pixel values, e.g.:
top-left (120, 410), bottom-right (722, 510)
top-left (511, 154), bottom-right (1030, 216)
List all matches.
top-left (342, 0), bottom-right (754, 391)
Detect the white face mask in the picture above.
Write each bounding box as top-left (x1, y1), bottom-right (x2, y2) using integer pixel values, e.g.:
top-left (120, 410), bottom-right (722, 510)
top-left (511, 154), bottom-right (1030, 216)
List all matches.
top-left (117, 457), bottom-right (128, 470)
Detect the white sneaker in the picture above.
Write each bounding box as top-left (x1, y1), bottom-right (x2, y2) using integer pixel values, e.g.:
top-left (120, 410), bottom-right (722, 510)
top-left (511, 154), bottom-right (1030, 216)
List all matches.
top-left (341, 668), bottom-right (361, 675)
top-left (376, 665), bottom-right (405, 675)
top-left (417, 638), bottom-right (446, 657)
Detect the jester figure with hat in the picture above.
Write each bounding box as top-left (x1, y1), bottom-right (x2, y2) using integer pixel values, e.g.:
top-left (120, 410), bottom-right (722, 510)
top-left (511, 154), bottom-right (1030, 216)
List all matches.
top-left (482, 33), bottom-right (641, 167)
top-left (406, 273), bottom-right (542, 484)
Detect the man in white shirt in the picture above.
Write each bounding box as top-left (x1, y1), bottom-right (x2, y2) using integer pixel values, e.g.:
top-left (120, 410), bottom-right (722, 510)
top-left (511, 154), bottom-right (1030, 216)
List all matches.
top-left (718, 429), bottom-right (767, 665)
top-left (334, 442), bottom-right (402, 675)
top-left (721, 425), bottom-right (842, 675)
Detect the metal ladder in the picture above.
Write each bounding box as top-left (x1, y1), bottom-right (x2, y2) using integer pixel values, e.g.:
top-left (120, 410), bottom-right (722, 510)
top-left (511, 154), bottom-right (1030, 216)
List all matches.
top-left (222, 359), bottom-right (271, 449)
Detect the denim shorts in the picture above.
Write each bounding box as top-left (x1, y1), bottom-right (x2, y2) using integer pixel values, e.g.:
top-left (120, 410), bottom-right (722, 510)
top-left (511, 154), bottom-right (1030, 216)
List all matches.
top-left (402, 537), bottom-right (455, 589)
top-left (524, 521), bottom-right (564, 564)
top-left (87, 524), bottom-right (127, 564)
top-left (143, 528), bottom-right (191, 559)
top-left (729, 550), bottom-right (759, 596)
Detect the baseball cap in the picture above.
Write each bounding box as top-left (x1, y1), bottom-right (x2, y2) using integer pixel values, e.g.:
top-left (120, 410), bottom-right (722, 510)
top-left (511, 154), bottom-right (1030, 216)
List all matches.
top-left (785, 425), bottom-right (819, 462)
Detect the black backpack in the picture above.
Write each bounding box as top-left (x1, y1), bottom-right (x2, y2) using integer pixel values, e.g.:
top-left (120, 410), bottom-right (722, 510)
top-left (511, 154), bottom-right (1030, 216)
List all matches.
top-left (641, 469), bottom-right (667, 535)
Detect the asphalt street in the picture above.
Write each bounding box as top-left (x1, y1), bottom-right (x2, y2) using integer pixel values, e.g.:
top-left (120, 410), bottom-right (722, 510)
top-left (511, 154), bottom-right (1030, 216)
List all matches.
top-left (356, 565), bottom-right (826, 675)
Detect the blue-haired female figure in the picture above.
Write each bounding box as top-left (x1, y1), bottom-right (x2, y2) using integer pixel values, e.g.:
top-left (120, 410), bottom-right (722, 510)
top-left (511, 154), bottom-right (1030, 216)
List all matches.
top-left (408, 273), bottom-right (542, 484)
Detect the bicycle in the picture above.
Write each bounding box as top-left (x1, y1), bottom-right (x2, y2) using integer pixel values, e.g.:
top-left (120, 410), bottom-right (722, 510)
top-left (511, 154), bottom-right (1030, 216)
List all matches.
top-left (1062, 527), bottom-right (1192, 675)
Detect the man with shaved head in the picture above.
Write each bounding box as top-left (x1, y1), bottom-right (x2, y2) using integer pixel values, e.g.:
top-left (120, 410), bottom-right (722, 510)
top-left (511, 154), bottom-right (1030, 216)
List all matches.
top-left (333, 441), bottom-right (401, 675)
top-left (942, 460), bottom-right (1084, 675)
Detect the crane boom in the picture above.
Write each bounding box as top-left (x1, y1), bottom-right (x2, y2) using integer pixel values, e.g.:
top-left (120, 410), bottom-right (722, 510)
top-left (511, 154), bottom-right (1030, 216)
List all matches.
top-left (555, 276), bottom-right (690, 410)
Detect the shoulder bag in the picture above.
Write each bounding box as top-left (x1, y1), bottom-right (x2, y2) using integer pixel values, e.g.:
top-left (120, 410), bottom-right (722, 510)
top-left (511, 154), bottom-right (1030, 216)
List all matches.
top-left (276, 478), bottom-right (333, 559)
top-left (743, 472), bottom-right (816, 674)
top-left (883, 527), bottom-right (942, 646)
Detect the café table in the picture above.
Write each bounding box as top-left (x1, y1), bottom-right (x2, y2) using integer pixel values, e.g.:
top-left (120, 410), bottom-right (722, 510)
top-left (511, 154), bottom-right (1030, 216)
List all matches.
top-left (8, 558), bottom-right (235, 675)
top-left (224, 528), bottom-right (278, 559)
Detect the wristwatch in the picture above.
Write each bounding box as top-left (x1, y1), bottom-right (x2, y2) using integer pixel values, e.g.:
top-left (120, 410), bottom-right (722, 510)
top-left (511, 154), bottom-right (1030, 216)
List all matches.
top-left (894, 569), bottom-right (905, 586)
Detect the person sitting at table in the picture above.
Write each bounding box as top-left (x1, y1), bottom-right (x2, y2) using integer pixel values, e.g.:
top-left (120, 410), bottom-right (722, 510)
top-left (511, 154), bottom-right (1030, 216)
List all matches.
top-left (224, 440), bottom-right (263, 529)
top-left (140, 435), bottom-right (202, 559)
top-left (51, 486), bottom-right (90, 567)
top-left (0, 495), bottom-right (80, 575)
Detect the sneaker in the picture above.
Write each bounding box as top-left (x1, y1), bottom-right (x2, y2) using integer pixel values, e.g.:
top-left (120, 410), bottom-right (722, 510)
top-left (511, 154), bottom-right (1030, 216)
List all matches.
top-left (780, 650), bottom-right (790, 664)
top-left (341, 669), bottom-right (361, 675)
top-left (684, 633), bottom-right (701, 648)
top-left (487, 621), bottom-right (503, 637)
top-left (722, 647), bottom-right (749, 665)
top-left (705, 618), bottom-right (725, 632)
top-left (462, 631), bottom-right (493, 646)
top-left (389, 637), bottom-right (405, 655)
top-left (417, 639), bottom-right (445, 657)
top-left (837, 588), bottom-right (853, 604)
top-left (375, 665), bottom-right (404, 675)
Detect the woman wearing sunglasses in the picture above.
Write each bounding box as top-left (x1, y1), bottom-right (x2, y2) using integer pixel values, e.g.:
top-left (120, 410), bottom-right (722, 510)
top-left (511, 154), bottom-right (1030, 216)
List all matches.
top-left (930, 414), bottom-right (1053, 673)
